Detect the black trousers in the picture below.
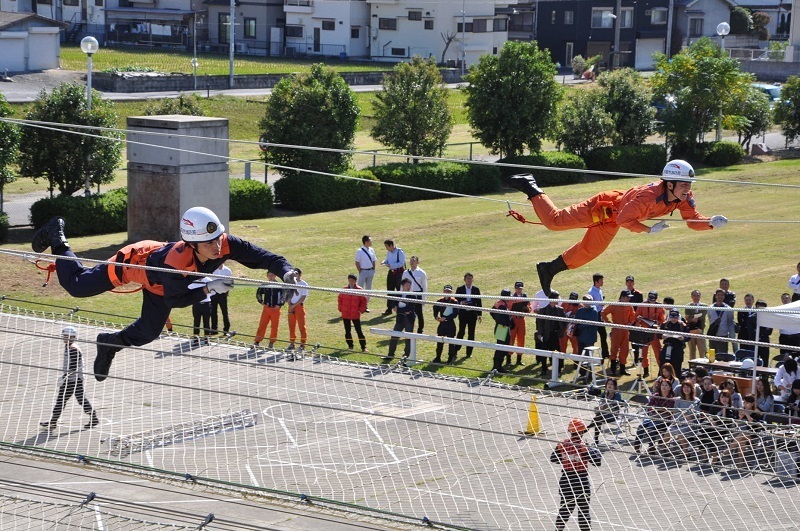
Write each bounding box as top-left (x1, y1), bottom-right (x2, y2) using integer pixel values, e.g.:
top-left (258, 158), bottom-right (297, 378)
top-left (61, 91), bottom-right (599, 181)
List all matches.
top-left (598, 325), bottom-right (609, 359)
top-left (343, 318), bottom-right (366, 350)
top-left (387, 312), bottom-right (415, 358)
top-left (413, 296), bottom-right (425, 333)
top-left (435, 320), bottom-right (457, 360)
top-left (50, 379), bottom-right (93, 423)
top-left (192, 301), bottom-right (212, 336)
top-left (556, 472), bottom-right (592, 531)
top-left (455, 312), bottom-right (479, 356)
top-left (385, 270), bottom-right (404, 310)
top-left (493, 338), bottom-right (511, 371)
top-left (210, 293), bottom-right (230, 333)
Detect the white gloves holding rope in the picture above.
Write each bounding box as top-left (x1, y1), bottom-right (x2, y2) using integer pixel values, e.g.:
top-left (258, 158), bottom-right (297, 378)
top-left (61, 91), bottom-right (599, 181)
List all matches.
top-left (207, 278), bottom-right (234, 295)
top-left (709, 215), bottom-right (728, 229)
top-left (648, 220), bottom-right (670, 235)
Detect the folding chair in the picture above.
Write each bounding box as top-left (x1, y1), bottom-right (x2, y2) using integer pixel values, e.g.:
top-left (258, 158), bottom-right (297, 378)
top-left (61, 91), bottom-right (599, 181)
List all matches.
top-left (714, 352), bottom-right (736, 362)
top-left (734, 349), bottom-right (756, 362)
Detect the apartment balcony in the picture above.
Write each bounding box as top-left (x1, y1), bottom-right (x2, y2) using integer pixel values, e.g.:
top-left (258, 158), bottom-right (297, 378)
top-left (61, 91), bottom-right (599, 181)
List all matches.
top-left (284, 0), bottom-right (313, 13)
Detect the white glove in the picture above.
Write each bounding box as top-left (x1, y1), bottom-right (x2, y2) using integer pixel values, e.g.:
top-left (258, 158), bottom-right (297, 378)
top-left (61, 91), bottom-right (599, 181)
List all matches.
top-left (283, 269), bottom-right (298, 284)
top-left (649, 220), bottom-right (670, 234)
top-left (709, 215), bottom-right (728, 229)
top-left (207, 278), bottom-right (234, 295)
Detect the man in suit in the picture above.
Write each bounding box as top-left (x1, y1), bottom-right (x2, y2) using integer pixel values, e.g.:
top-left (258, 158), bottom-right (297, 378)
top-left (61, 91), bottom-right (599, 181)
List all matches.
top-left (537, 291), bottom-right (566, 378)
top-left (454, 272), bottom-right (482, 359)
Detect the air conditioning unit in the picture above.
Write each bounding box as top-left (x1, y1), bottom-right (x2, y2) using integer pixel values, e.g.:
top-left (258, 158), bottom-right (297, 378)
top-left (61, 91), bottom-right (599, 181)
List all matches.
top-left (285, 46), bottom-right (296, 57)
top-left (234, 42), bottom-right (248, 53)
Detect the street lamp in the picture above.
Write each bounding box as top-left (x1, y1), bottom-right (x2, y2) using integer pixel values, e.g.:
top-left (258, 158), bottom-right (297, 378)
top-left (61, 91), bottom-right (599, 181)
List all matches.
top-left (80, 36), bottom-right (99, 197)
top-left (715, 22), bottom-right (730, 141)
top-left (461, 0), bottom-right (466, 76)
top-left (192, 57), bottom-right (199, 90)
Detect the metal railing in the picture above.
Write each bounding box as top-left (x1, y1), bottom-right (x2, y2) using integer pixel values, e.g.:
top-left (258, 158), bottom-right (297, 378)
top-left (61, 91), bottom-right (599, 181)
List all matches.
top-left (728, 47), bottom-right (787, 62)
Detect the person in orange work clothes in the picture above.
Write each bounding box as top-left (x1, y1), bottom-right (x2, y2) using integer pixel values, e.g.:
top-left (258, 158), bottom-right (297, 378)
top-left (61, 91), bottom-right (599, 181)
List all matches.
top-left (504, 160), bottom-right (728, 296)
top-left (508, 280), bottom-right (532, 367)
top-left (252, 271), bottom-right (285, 351)
top-left (634, 291), bottom-right (666, 377)
top-left (601, 290), bottom-right (637, 376)
top-left (561, 291), bottom-right (581, 355)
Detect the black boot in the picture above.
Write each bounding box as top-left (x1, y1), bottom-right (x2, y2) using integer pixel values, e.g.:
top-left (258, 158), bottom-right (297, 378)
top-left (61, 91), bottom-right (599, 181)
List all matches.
top-left (84, 411), bottom-right (99, 429)
top-left (610, 360), bottom-right (618, 376)
top-left (536, 255), bottom-right (568, 297)
top-left (504, 174), bottom-right (545, 199)
top-left (94, 332), bottom-right (125, 382)
top-left (643, 367), bottom-right (650, 378)
top-left (32, 216), bottom-right (69, 254)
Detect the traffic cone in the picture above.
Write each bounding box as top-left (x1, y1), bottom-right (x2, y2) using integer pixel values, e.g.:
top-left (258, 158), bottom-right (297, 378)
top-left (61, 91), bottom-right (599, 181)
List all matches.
top-left (522, 394), bottom-right (541, 436)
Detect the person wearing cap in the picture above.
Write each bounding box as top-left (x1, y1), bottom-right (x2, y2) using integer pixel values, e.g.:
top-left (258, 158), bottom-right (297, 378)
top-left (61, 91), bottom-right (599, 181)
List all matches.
top-left (454, 273), bottom-right (482, 359)
top-left (490, 289), bottom-right (515, 373)
top-left (504, 160), bottom-right (726, 296)
top-left (659, 308), bottom-right (691, 373)
top-left (536, 291), bottom-right (566, 378)
top-left (338, 274), bottom-right (368, 352)
top-left (383, 278), bottom-right (421, 361)
top-left (685, 289), bottom-right (708, 360)
top-left (561, 292), bottom-right (581, 355)
top-left (550, 418), bottom-right (602, 531)
top-left (507, 281), bottom-right (532, 367)
top-left (40, 327), bottom-right (99, 431)
top-left (432, 285), bottom-right (460, 364)
top-left (601, 291), bottom-right (637, 376)
top-left (633, 290), bottom-right (666, 377)
top-left (625, 275), bottom-right (644, 308)
top-left (30, 208), bottom-right (297, 382)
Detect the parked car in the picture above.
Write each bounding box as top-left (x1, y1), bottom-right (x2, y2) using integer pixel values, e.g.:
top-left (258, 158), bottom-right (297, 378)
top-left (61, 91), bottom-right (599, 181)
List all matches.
top-left (752, 82), bottom-right (782, 107)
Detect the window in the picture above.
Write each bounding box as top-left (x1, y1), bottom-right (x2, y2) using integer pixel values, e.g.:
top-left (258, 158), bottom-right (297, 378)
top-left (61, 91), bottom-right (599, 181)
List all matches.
top-left (63, 0), bottom-right (78, 5)
top-left (651, 8), bottom-right (668, 25)
top-left (493, 18), bottom-right (507, 32)
top-left (244, 18), bottom-right (256, 38)
top-left (457, 22), bottom-right (473, 33)
top-left (350, 27), bottom-right (359, 39)
top-left (321, 19), bottom-right (335, 31)
top-left (408, 10), bottom-right (421, 21)
top-left (564, 11), bottom-right (574, 25)
top-left (689, 17), bottom-right (704, 37)
top-left (285, 25), bottom-right (303, 38)
top-left (621, 8), bottom-right (633, 28)
top-left (94, 0), bottom-right (103, 6)
top-left (473, 19), bottom-right (487, 33)
top-left (37, 0), bottom-right (52, 4)
top-left (391, 47), bottom-right (405, 56)
top-left (592, 8), bottom-right (614, 28)
top-left (219, 13), bottom-right (230, 44)
top-left (424, 20), bottom-right (434, 30)
top-left (379, 18), bottom-right (397, 30)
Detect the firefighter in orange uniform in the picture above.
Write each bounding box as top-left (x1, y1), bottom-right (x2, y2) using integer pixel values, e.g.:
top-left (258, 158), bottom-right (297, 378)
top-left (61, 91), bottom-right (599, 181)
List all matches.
top-left (550, 418), bottom-right (602, 531)
top-left (508, 280), bottom-right (532, 366)
top-left (504, 160), bottom-right (728, 296)
top-left (635, 290), bottom-right (667, 377)
top-left (601, 290), bottom-right (637, 376)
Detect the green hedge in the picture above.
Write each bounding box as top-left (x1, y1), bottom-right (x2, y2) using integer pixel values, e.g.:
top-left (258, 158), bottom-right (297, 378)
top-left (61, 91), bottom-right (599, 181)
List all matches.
top-left (497, 152), bottom-right (587, 185)
top-left (30, 188), bottom-right (128, 237)
top-left (704, 141), bottom-right (745, 167)
top-left (584, 144), bottom-right (667, 177)
top-left (274, 169), bottom-right (381, 213)
top-left (230, 179), bottom-right (274, 220)
top-left (370, 161), bottom-right (501, 204)
top-left (0, 211), bottom-right (8, 243)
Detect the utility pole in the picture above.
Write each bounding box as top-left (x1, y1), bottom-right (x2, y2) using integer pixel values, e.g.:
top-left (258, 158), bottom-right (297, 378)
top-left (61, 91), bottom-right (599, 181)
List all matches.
top-left (461, 0), bottom-right (466, 75)
top-left (613, 0), bottom-right (622, 69)
top-left (229, 0), bottom-right (235, 88)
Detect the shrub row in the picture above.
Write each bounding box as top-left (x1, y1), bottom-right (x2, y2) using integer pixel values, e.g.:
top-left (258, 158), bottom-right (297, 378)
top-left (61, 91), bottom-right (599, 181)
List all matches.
top-left (670, 140), bottom-right (745, 167)
top-left (497, 152), bottom-right (587, 184)
top-left (229, 179), bottom-right (274, 220)
top-left (274, 169), bottom-right (381, 213)
top-left (584, 144), bottom-right (667, 177)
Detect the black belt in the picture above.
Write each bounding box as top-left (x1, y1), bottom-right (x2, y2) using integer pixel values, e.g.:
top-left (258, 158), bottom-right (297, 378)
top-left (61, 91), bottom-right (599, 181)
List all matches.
top-left (361, 267), bottom-right (374, 270)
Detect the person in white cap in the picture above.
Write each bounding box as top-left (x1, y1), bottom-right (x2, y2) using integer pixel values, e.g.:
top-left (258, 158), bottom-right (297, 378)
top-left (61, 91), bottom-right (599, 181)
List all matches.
top-left (504, 160), bottom-right (727, 296)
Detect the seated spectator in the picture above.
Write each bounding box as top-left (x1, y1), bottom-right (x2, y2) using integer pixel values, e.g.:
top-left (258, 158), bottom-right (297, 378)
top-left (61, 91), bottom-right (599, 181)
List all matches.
top-left (698, 376), bottom-right (720, 413)
top-left (719, 378), bottom-right (743, 410)
top-left (651, 362), bottom-right (679, 395)
top-left (754, 376), bottom-right (775, 413)
top-left (665, 379), bottom-right (702, 458)
top-left (712, 389), bottom-right (738, 420)
top-left (785, 379), bottom-right (800, 417)
top-left (775, 357), bottom-right (798, 401)
top-left (684, 370), bottom-right (703, 398)
top-left (713, 394), bottom-right (765, 469)
top-left (634, 380), bottom-right (676, 454)
top-left (703, 390), bottom-right (739, 463)
top-left (587, 378), bottom-right (623, 444)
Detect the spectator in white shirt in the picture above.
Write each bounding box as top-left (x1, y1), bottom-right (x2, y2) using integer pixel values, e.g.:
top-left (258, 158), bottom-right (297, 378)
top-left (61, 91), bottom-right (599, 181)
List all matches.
top-left (287, 269), bottom-right (309, 351)
top-left (790, 262), bottom-right (800, 302)
top-left (402, 256), bottom-right (428, 333)
top-left (354, 235), bottom-right (377, 312)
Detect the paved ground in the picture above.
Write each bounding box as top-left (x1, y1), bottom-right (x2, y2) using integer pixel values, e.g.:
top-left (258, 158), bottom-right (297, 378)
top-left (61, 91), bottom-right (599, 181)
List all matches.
top-left (1, 310), bottom-right (798, 530)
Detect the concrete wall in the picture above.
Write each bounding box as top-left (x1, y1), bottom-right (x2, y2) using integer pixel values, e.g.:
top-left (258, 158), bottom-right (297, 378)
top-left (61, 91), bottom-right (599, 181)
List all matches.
top-left (739, 58), bottom-right (800, 82)
top-left (126, 115), bottom-right (230, 243)
top-left (93, 68), bottom-right (464, 92)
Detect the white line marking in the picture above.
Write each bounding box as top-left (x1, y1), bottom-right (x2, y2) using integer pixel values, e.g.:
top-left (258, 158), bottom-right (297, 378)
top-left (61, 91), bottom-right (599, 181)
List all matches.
top-left (94, 505), bottom-right (105, 531)
top-left (33, 480), bottom-right (149, 486)
top-left (144, 450), bottom-right (154, 467)
top-left (278, 418), bottom-right (297, 447)
top-left (364, 419), bottom-right (400, 463)
top-left (245, 463), bottom-right (260, 488)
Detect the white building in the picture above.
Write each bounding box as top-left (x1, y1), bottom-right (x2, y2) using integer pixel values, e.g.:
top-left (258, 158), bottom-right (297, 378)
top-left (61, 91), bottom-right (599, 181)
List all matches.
top-left (283, 0), bottom-right (370, 58)
top-left (366, 0), bottom-right (510, 65)
top-left (0, 11), bottom-right (66, 72)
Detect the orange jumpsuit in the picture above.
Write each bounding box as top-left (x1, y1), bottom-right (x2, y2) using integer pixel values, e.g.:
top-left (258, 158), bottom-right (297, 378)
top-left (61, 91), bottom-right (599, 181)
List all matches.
top-left (530, 182), bottom-right (712, 270)
top-left (601, 305), bottom-right (637, 365)
top-left (509, 296), bottom-right (532, 357)
top-left (634, 306), bottom-right (666, 369)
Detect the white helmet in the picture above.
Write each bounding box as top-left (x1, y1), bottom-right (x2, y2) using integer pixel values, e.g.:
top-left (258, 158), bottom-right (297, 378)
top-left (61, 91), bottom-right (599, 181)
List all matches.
top-left (61, 326), bottom-right (77, 339)
top-left (741, 358), bottom-right (755, 370)
top-left (180, 207), bottom-right (224, 243)
top-left (661, 159), bottom-right (696, 183)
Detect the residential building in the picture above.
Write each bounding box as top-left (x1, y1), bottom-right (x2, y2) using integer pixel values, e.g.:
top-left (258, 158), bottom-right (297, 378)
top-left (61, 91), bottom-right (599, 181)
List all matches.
top-left (204, 0), bottom-right (282, 55)
top-left (674, 0), bottom-right (735, 48)
top-left (0, 11), bottom-right (66, 72)
top-left (282, 0), bottom-right (370, 58)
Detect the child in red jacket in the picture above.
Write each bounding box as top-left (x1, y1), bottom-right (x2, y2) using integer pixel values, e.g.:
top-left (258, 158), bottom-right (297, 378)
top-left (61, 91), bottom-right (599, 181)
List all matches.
top-left (338, 274), bottom-right (368, 351)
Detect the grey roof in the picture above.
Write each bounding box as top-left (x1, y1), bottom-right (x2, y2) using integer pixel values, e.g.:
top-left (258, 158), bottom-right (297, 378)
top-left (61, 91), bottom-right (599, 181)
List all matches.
top-left (0, 10), bottom-right (67, 30)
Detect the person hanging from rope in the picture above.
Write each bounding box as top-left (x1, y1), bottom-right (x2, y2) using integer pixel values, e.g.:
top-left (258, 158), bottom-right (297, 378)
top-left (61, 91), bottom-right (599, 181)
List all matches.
top-left (550, 418), bottom-right (602, 531)
top-left (31, 207), bottom-right (298, 382)
top-left (505, 160), bottom-right (728, 296)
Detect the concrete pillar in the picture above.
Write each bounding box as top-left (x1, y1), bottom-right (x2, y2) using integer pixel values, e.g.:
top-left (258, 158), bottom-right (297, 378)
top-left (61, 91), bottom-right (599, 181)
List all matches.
top-left (789, 7), bottom-right (800, 62)
top-left (126, 115), bottom-right (229, 243)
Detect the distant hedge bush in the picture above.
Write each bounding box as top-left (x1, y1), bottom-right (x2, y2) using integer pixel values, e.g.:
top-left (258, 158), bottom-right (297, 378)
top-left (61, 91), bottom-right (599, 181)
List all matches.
top-left (370, 161), bottom-right (501, 204)
top-left (0, 211), bottom-right (8, 243)
top-left (497, 152), bottom-right (587, 185)
top-left (584, 144), bottom-right (667, 177)
top-left (274, 169), bottom-right (381, 212)
top-left (230, 179), bottom-right (274, 220)
top-left (704, 141), bottom-right (745, 167)
top-left (30, 188), bottom-right (128, 237)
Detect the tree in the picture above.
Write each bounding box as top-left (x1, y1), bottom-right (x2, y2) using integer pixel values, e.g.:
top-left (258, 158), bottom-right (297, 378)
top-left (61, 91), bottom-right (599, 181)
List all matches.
top-left (0, 93), bottom-right (21, 211)
top-left (440, 31), bottom-right (457, 65)
top-left (260, 64), bottom-right (359, 177)
top-left (371, 56), bottom-right (453, 159)
top-left (726, 85), bottom-right (772, 152)
top-left (464, 41), bottom-right (562, 156)
top-left (730, 6), bottom-right (752, 34)
top-left (751, 11), bottom-right (771, 40)
top-left (651, 38), bottom-right (753, 158)
top-left (554, 89), bottom-right (614, 157)
top-left (19, 83), bottom-right (122, 197)
top-left (597, 68), bottom-right (655, 146)
top-left (774, 76), bottom-right (800, 145)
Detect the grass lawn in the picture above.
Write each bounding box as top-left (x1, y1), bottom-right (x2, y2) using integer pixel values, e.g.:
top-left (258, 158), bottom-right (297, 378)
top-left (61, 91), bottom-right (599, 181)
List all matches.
top-left (59, 45), bottom-right (397, 75)
top-left (2, 158), bottom-right (797, 388)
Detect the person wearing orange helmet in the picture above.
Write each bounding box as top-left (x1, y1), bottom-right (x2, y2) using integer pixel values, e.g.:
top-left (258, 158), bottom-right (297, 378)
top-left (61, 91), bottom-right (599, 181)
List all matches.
top-left (31, 207), bottom-right (297, 382)
top-left (550, 418), bottom-right (602, 531)
top-left (505, 160), bottom-right (727, 296)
